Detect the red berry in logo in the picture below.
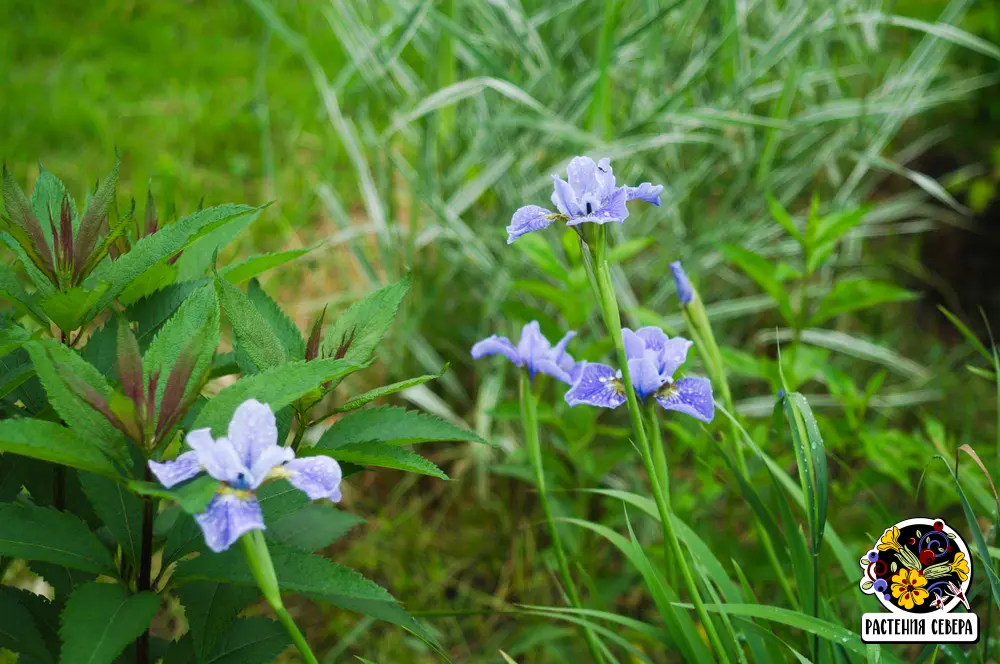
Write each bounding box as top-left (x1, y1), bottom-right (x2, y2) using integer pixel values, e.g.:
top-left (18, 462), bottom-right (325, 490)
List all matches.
top-left (933, 520), bottom-right (944, 531)
top-left (920, 549), bottom-right (935, 565)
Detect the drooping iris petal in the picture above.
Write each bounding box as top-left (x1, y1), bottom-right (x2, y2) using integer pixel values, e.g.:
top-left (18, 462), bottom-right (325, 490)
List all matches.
top-left (551, 176), bottom-right (580, 217)
top-left (470, 335), bottom-right (522, 366)
top-left (551, 330), bottom-right (576, 359)
top-left (186, 429), bottom-right (244, 485)
top-left (626, 182), bottom-right (664, 206)
top-left (566, 187), bottom-right (629, 226)
top-left (670, 261), bottom-right (694, 305)
top-left (148, 451), bottom-right (203, 488)
top-left (507, 205), bottom-right (556, 244)
top-left (629, 355), bottom-right (666, 400)
top-left (658, 338), bottom-right (693, 379)
top-left (248, 445), bottom-right (294, 489)
top-left (228, 399), bottom-right (279, 470)
top-left (655, 376), bottom-right (714, 422)
top-left (284, 457), bottom-right (343, 501)
top-left (565, 363), bottom-right (626, 409)
top-left (195, 493), bottom-right (265, 553)
top-left (532, 358), bottom-right (574, 384)
top-left (516, 321), bottom-right (550, 373)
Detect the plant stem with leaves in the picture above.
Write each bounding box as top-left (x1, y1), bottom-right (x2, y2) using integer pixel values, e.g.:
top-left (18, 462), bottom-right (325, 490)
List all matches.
top-left (587, 230), bottom-right (731, 664)
top-left (519, 372), bottom-right (605, 663)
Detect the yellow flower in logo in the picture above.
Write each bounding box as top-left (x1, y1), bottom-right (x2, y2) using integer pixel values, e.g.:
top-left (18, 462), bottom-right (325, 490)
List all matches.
top-left (891, 568), bottom-right (929, 610)
top-left (878, 526), bottom-right (902, 552)
top-left (949, 552), bottom-right (969, 582)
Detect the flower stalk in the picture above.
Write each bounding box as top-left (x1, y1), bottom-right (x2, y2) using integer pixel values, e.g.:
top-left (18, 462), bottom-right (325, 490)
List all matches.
top-left (240, 530), bottom-right (319, 664)
top-left (588, 235), bottom-right (731, 664)
top-left (519, 372), bottom-right (605, 663)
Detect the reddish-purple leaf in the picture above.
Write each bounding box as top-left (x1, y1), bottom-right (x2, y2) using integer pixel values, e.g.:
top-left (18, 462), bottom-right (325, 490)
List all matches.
top-left (305, 306), bottom-right (327, 361)
top-left (116, 318), bottom-right (144, 410)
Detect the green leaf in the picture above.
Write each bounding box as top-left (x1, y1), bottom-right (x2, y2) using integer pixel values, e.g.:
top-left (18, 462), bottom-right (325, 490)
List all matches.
top-left (321, 274), bottom-right (410, 365)
top-left (0, 262), bottom-right (45, 321)
top-left (175, 582), bottom-right (257, 661)
top-left (246, 278), bottom-right (305, 361)
top-left (266, 504), bottom-right (364, 552)
top-left (142, 283), bottom-right (220, 415)
top-left (117, 262), bottom-right (178, 307)
top-left (201, 617), bottom-right (291, 664)
top-left (0, 231), bottom-right (55, 296)
top-left (315, 405), bottom-right (484, 450)
top-left (767, 195), bottom-right (801, 241)
top-left (220, 248), bottom-right (312, 285)
top-left (30, 167), bottom-right (71, 245)
top-left (607, 237), bottom-right (654, 263)
top-left (0, 502), bottom-right (116, 575)
top-left (215, 276), bottom-right (286, 372)
top-left (127, 279), bottom-right (206, 347)
top-left (257, 479), bottom-right (309, 522)
top-left (0, 586), bottom-right (56, 663)
top-left (79, 472), bottom-right (143, 566)
top-left (310, 441), bottom-right (448, 479)
top-left (25, 339), bottom-right (127, 463)
top-left (174, 543), bottom-right (435, 643)
top-left (129, 475), bottom-right (219, 515)
top-left (513, 232), bottom-right (567, 283)
top-left (37, 283), bottom-right (110, 331)
top-left (806, 207), bottom-right (867, 272)
top-left (332, 366), bottom-right (448, 413)
top-left (0, 418), bottom-right (121, 479)
top-left (87, 204), bottom-right (262, 310)
top-left (193, 358), bottom-right (359, 436)
top-left (172, 206), bottom-right (262, 282)
top-left (809, 278), bottom-right (918, 326)
top-left (2, 166), bottom-right (55, 281)
top-left (721, 244), bottom-right (794, 322)
top-left (782, 392), bottom-right (828, 552)
top-left (59, 582), bottom-right (161, 664)
top-left (72, 157), bottom-right (120, 274)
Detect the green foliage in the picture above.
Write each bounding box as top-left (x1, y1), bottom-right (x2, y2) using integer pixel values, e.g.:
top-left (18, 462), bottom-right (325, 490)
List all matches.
top-left (315, 441), bottom-right (448, 479)
top-left (174, 582), bottom-right (258, 662)
top-left (79, 472), bottom-right (143, 566)
top-left (246, 278), bottom-right (306, 360)
top-left (321, 274), bottom-right (410, 365)
top-left (59, 582), bottom-right (161, 664)
top-left (314, 405), bottom-right (484, 449)
top-left (0, 503), bottom-right (116, 575)
top-left (216, 275), bottom-right (287, 372)
top-left (0, 586), bottom-right (57, 663)
top-left (0, 418), bottom-right (122, 479)
top-left (129, 476), bottom-right (219, 515)
top-left (266, 504), bottom-right (363, 552)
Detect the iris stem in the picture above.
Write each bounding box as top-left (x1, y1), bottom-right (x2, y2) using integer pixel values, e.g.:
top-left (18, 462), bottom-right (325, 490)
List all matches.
top-left (239, 531), bottom-right (319, 664)
top-left (645, 402), bottom-right (675, 581)
top-left (590, 236), bottom-right (731, 664)
top-left (519, 372), bottom-right (606, 663)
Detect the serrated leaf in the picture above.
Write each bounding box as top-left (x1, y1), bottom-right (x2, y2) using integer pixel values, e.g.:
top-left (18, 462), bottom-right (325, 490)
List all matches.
top-left (172, 207), bottom-right (261, 282)
top-left (175, 582), bottom-right (257, 661)
top-left (59, 582), bottom-right (160, 664)
top-left (315, 406), bottom-right (484, 450)
top-left (0, 418), bottom-right (121, 479)
top-left (129, 475), bottom-right (219, 515)
top-left (24, 339), bottom-right (127, 462)
top-left (310, 441), bottom-right (447, 479)
top-left (193, 358), bottom-right (359, 436)
top-left (117, 262), bottom-right (179, 307)
top-left (201, 617), bottom-right (291, 664)
top-left (72, 158), bottom-right (120, 275)
top-left (0, 231), bottom-right (56, 295)
top-left (0, 262), bottom-right (45, 321)
top-left (220, 248), bottom-right (312, 285)
top-left (0, 586), bottom-right (55, 663)
top-left (246, 278), bottom-right (304, 360)
top-left (79, 472), bottom-right (143, 566)
top-left (333, 366), bottom-right (448, 412)
top-left (30, 167), bottom-right (72, 244)
top-left (266, 504), bottom-right (363, 552)
top-left (3, 166), bottom-right (54, 278)
top-left (37, 283), bottom-right (110, 331)
top-left (174, 543), bottom-right (435, 643)
top-left (257, 479), bottom-right (309, 522)
top-left (809, 279), bottom-right (918, 326)
top-left (127, 279), bottom-right (207, 347)
top-left (321, 274), bottom-right (409, 365)
top-left (143, 283), bottom-right (220, 416)
top-left (87, 204), bottom-right (262, 310)
top-left (162, 513), bottom-right (203, 568)
top-left (215, 276), bottom-right (286, 372)
top-left (0, 502), bottom-right (116, 574)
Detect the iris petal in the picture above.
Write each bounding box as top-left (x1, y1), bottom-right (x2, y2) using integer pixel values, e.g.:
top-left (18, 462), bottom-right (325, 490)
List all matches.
top-left (284, 457), bottom-right (343, 501)
top-left (565, 363), bottom-right (626, 409)
top-left (507, 205), bottom-right (556, 244)
top-left (228, 399), bottom-right (279, 470)
top-left (148, 452), bottom-right (202, 488)
top-left (470, 335), bottom-right (521, 366)
top-left (195, 493), bottom-right (265, 553)
top-left (655, 376), bottom-right (714, 422)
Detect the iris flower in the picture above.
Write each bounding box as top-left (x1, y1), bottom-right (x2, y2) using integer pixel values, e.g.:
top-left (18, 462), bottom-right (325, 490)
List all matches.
top-left (670, 261), bottom-right (694, 305)
top-left (506, 156), bottom-right (664, 244)
top-left (149, 399), bottom-right (343, 552)
top-left (471, 321), bottom-right (579, 384)
top-left (564, 326), bottom-right (714, 422)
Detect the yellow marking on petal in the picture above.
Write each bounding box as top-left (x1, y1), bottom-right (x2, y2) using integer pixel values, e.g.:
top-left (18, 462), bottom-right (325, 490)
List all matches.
top-left (218, 485), bottom-right (254, 501)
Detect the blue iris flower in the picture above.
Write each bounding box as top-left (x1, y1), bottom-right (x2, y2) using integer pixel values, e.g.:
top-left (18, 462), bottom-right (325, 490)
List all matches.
top-left (506, 156), bottom-right (664, 244)
top-left (564, 326), bottom-right (714, 423)
top-left (471, 321), bottom-right (580, 384)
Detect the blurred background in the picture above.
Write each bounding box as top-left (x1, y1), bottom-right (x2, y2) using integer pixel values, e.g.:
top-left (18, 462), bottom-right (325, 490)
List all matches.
top-left (3, 0), bottom-right (1000, 661)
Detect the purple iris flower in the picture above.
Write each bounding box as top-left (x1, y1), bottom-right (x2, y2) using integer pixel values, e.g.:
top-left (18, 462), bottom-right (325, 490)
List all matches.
top-left (506, 156), bottom-right (664, 244)
top-left (149, 399), bottom-right (342, 553)
top-left (564, 326), bottom-right (714, 422)
top-left (670, 261), bottom-right (694, 306)
top-left (471, 321), bottom-right (580, 384)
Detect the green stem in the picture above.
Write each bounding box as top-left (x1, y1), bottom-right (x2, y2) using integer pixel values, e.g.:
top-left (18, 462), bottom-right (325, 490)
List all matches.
top-left (590, 243), bottom-right (731, 664)
top-left (646, 402), bottom-right (676, 581)
top-left (520, 372), bottom-right (605, 663)
top-left (240, 531), bottom-right (319, 664)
